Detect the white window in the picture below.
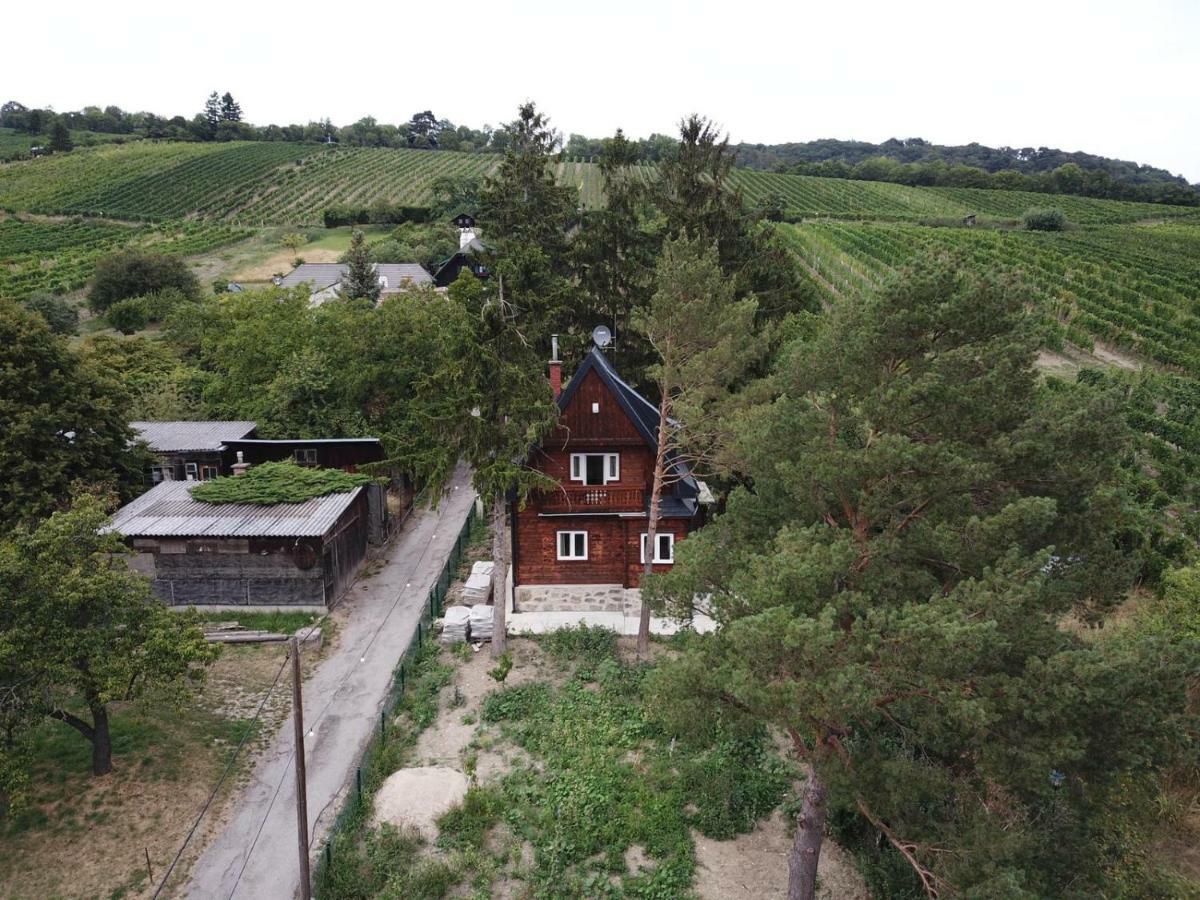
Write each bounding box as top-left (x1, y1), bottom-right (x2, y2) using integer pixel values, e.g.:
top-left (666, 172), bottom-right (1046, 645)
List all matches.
top-left (640, 532), bottom-right (675, 564)
top-left (570, 453), bottom-right (620, 485)
top-left (591, 402), bottom-right (600, 414)
top-left (184, 462), bottom-right (199, 481)
top-left (201, 465), bottom-right (219, 481)
top-left (150, 465), bottom-right (167, 483)
top-left (294, 448), bottom-right (318, 465)
top-left (557, 531), bottom-right (588, 560)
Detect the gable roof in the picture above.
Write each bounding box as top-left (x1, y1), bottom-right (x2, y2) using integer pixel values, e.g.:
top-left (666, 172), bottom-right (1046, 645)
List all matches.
top-left (557, 348), bottom-right (662, 448)
top-left (278, 263), bottom-right (432, 292)
top-left (132, 420), bottom-right (257, 453)
top-left (106, 480), bottom-right (362, 539)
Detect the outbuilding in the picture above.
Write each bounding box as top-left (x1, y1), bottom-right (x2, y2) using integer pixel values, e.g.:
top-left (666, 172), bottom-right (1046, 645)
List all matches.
top-left (107, 479), bottom-right (379, 610)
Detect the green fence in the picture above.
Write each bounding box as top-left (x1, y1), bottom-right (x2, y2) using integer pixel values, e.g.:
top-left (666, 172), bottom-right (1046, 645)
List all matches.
top-left (311, 498), bottom-right (478, 894)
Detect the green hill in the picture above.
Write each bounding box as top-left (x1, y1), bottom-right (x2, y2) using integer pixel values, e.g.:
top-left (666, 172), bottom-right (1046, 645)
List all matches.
top-left (2, 141), bottom-right (1195, 226)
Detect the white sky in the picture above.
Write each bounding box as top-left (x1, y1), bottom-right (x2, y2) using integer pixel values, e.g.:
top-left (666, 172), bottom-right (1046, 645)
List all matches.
top-left (5, 0), bottom-right (1198, 181)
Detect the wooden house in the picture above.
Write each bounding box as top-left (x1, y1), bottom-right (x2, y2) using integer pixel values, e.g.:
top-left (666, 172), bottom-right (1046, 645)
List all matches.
top-left (511, 348), bottom-right (704, 613)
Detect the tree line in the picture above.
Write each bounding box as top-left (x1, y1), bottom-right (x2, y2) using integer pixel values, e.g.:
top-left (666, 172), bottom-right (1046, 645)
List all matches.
top-left (784, 154), bottom-right (1200, 207)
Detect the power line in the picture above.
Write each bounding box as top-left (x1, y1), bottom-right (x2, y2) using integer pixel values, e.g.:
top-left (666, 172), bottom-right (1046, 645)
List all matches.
top-left (151, 646), bottom-right (292, 900)
top-left (222, 480), bottom-right (472, 899)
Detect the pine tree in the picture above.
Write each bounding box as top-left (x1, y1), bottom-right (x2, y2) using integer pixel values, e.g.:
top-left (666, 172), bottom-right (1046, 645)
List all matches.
top-left (220, 92), bottom-right (242, 122)
top-left (340, 230), bottom-right (380, 304)
top-left (203, 91), bottom-right (221, 139)
top-left (632, 234), bottom-right (758, 655)
top-left (645, 259), bottom-right (1195, 898)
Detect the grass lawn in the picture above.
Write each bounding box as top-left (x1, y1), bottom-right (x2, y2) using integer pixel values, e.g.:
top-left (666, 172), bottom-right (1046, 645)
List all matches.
top-left (190, 225), bottom-right (395, 286)
top-left (0, 637), bottom-right (321, 900)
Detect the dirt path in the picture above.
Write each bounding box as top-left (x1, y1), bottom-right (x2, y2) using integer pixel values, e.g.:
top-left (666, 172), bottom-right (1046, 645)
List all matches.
top-left (182, 468), bottom-right (476, 900)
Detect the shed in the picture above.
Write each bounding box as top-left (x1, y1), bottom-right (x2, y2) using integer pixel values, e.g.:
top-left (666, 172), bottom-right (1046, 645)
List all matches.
top-left (278, 263), bottom-right (432, 306)
top-left (107, 480), bottom-right (374, 609)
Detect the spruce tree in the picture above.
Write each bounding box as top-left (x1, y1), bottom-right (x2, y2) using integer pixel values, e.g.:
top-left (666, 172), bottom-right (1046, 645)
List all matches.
top-left (340, 230), bottom-right (380, 304)
top-left (220, 92), bottom-right (242, 122)
top-left (645, 260), bottom-right (1196, 898)
top-left (203, 91), bottom-right (221, 139)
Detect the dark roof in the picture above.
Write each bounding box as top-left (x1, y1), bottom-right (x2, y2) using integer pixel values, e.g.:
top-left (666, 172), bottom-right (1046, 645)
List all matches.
top-left (557, 348), bottom-right (698, 493)
top-left (132, 420), bottom-right (257, 453)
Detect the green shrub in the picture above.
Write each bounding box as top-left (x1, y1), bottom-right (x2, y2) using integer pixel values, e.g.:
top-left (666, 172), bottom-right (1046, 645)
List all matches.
top-left (480, 682), bottom-right (552, 723)
top-left (22, 292), bottom-right (78, 335)
top-left (105, 296), bottom-right (151, 334)
top-left (1023, 207), bottom-right (1067, 231)
top-left (89, 250), bottom-right (200, 312)
top-left (190, 460), bottom-right (376, 505)
top-left (541, 624), bottom-right (618, 667)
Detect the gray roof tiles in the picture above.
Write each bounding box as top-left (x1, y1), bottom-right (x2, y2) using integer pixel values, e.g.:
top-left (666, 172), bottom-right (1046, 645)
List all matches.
top-left (106, 480), bottom-right (362, 539)
top-left (132, 421), bottom-right (257, 453)
top-left (278, 263), bottom-right (432, 292)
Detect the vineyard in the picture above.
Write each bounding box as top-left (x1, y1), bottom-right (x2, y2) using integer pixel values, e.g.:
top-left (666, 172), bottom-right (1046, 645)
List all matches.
top-left (0, 216), bottom-right (250, 297)
top-left (4, 141), bottom-right (1196, 227)
top-left (778, 220), bottom-right (1200, 372)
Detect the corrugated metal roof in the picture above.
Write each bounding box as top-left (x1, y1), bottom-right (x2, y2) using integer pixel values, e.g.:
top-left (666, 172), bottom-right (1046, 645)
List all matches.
top-left (132, 421), bottom-right (258, 452)
top-left (278, 263), bottom-right (432, 292)
top-left (106, 480), bottom-right (362, 539)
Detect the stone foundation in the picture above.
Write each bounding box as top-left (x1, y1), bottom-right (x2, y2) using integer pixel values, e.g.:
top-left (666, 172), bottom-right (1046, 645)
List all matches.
top-left (514, 584), bottom-right (642, 615)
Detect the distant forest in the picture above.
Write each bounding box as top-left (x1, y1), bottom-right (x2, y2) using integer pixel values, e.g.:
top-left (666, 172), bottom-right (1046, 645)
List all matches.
top-left (3, 96), bottom-right (1196, 206)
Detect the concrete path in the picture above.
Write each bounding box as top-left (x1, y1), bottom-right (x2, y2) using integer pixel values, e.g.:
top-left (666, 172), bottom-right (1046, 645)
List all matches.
top-left (184, 466), bottom-right (476, 900)
top-left (507, 609), bottom-right (716, 636)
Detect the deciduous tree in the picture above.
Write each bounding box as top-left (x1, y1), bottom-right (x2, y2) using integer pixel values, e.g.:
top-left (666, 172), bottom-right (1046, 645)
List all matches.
top-left (0, 496), bottom-right (218, 777)
top-left (0, 299), bottom-right (146, 529)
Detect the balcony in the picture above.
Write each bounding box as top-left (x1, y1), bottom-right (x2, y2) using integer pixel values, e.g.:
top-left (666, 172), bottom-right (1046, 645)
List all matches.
top-left (539, 484), bottom-right (645, 513)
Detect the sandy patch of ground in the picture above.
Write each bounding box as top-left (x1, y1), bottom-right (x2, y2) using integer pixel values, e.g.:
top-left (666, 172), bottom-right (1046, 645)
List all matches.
top-left (413, 639), bottom-right (549, 772)
top-left (371, 766), bottom-right (469, 841)
top-left (231, 247), bottom-right (342, 283)
top-left (1092, 342), bottom-right (1143, 371)
top-left (694, 810), bottom-right (870, 900)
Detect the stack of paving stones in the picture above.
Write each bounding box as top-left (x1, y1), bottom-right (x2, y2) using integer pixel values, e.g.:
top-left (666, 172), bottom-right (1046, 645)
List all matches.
top-left (462, 561), bottom-right (494, 604)
top-left (469, 604), bottom-right (494, 642)
top-left (440, 606), bottom-right (471, 644)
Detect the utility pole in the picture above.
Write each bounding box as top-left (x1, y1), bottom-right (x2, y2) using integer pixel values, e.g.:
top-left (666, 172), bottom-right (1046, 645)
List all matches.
top-left (291, 637), bottom-right (312, 900)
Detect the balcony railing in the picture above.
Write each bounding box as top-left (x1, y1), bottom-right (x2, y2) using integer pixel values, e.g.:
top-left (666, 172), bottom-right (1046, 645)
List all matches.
top-left (540, 484), bottom-right (645, 513)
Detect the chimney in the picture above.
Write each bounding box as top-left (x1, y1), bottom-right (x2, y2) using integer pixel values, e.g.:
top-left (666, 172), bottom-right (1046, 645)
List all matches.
top-left (549, 334), bottom-right (562, 399)
top-left (232, 450), bottom-right (251, 477)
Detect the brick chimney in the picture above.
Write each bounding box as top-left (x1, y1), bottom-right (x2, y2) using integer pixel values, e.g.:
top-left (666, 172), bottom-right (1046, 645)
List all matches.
top-left (232, 450), bottom-right (251, 476)
top-left (549, 335), bottom-right (562, 399)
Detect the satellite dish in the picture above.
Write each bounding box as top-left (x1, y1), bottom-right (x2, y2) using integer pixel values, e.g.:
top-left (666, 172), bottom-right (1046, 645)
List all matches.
top-left (591, 324), bottom-right (613, 348)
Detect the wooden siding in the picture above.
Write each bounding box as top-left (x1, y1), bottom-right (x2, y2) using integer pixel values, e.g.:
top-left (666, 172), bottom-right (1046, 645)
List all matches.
top-left (513, 509), bottom-right (691, 588)
top-left (515, 362), bottom-right (696, 588)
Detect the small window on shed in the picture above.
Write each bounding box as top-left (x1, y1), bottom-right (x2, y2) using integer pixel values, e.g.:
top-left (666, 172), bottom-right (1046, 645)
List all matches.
top-left (294, 448), bottom-right (318, 466)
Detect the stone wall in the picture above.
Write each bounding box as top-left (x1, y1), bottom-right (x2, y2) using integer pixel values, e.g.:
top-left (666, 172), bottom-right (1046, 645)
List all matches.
top-left (514, 584), bottom-right (643, 614)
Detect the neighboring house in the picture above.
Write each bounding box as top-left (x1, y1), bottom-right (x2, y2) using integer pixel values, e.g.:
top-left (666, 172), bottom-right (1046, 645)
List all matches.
top-left (133, 422), bottom-right (390, 484)
top-left (107, 479), bottom-right (383, 609)
top-left (432, 213), bottom-right (490, 288)
top-left (132, 420), bottom-right (258, 483)
top-left (277, 263), bottom-right (432, 306)
top-left (511, 347), bottom-right (705, 614)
